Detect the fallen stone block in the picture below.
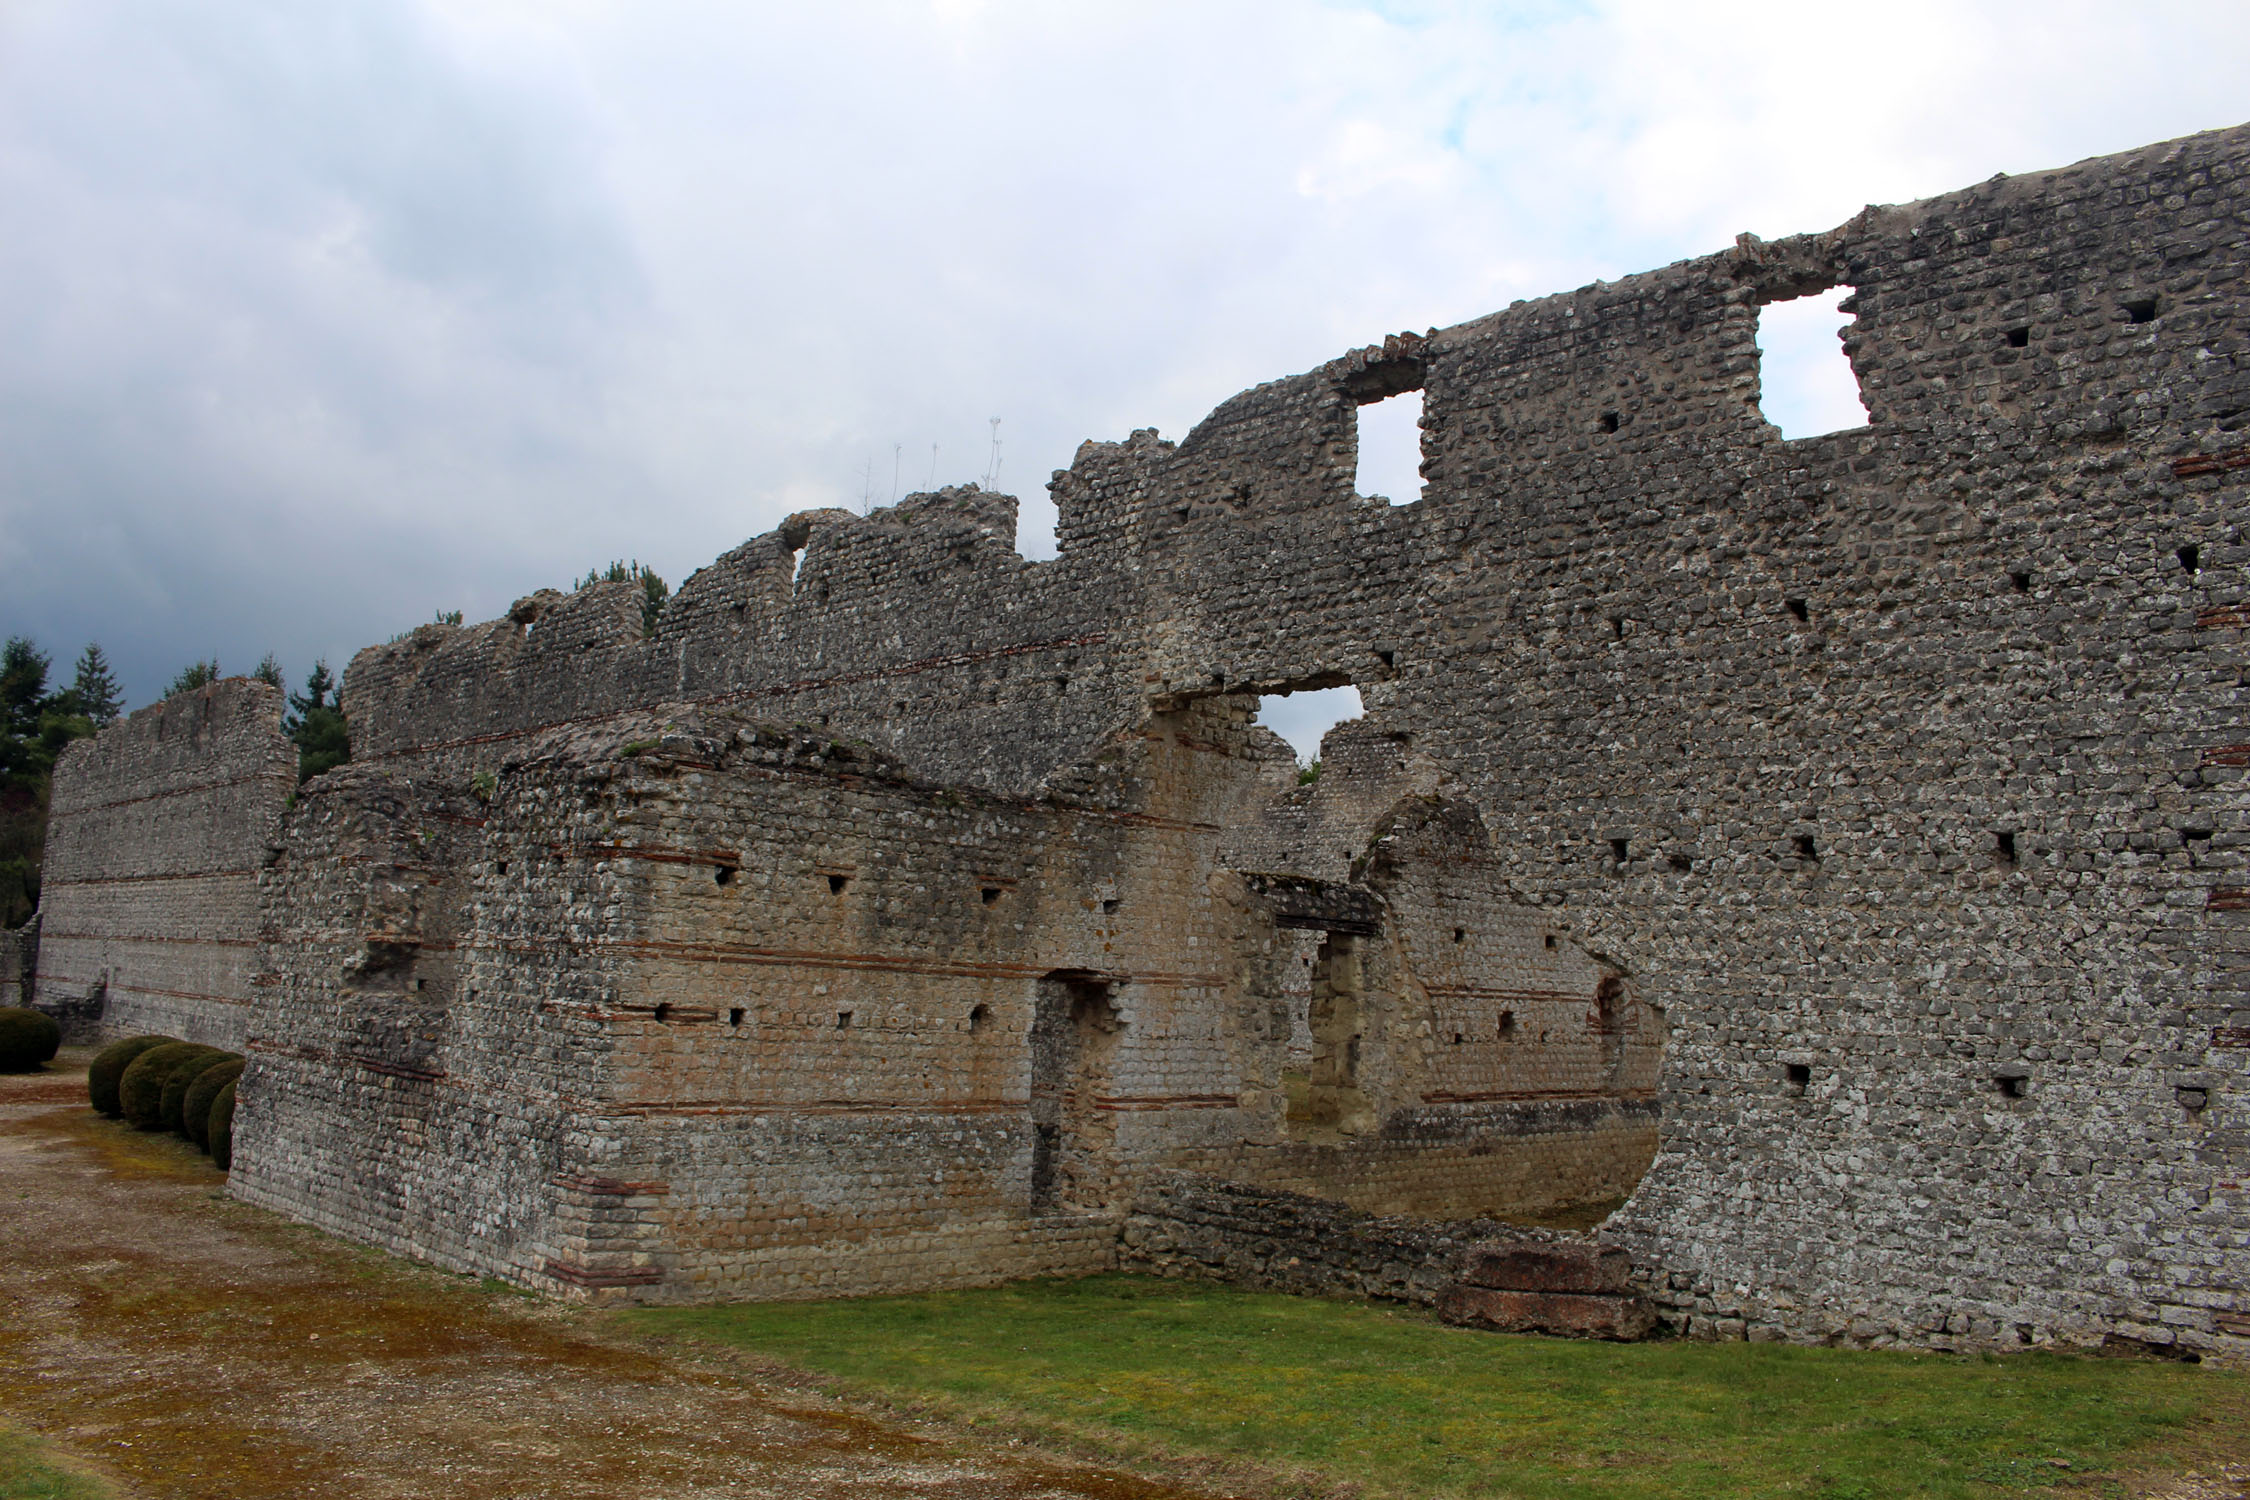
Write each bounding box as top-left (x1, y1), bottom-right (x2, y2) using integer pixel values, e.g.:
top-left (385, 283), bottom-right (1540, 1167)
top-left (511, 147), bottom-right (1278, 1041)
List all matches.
top-left (1457, 1241), bottom-right (1632, 1294)
top-left (1437, 1284), bottom-right (1659, 1341)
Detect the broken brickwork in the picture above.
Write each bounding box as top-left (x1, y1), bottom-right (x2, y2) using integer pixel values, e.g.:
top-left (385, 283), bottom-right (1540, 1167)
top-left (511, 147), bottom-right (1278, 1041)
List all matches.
top-left (33, 124), bottom-right (2250, 1359)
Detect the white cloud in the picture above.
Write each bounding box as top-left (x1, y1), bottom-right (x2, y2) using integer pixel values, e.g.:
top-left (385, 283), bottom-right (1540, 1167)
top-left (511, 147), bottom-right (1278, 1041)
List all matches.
top-left (2, 0), bottom-right (2246, 703)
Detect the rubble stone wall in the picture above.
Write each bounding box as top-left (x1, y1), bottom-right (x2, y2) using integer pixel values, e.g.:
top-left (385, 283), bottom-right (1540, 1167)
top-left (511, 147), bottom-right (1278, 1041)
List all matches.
top-left (235, 700), bottom-right (1642, 1299)
top-left (33, 680), bottom-right (294, 1047)
top-left (46, 126), bottom-right (2249, 1359)
top-left (1119, 1172), bottom-right (1511, 1308)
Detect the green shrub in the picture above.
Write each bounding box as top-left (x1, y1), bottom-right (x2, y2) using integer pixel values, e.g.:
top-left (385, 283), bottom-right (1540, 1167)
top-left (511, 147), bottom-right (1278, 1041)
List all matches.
top-left (88, 1034), bottom-right (174, 1116)
top-left (162, 1050), bottom-right (236, 1138)
top-left (208, 1080), bottom-right (239, 1171)
top-left (0, 1007), bottom-right (62, 1071)
top-left (182, 1056), bottom-right (244, 1150)
top-left (118, 1042), bottom-right (217, 1130)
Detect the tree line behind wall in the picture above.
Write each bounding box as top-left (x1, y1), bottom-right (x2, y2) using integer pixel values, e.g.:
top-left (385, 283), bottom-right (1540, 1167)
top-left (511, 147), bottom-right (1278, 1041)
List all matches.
top-left (0, 641), bottom-right (349, 929)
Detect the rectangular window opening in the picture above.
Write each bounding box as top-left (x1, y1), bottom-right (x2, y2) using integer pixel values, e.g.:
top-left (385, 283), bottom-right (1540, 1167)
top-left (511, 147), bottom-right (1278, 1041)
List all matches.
top-left (1354, 389), bottom-right (1426, 506)
top-left (1756, 288), bottom-right (1868, 440)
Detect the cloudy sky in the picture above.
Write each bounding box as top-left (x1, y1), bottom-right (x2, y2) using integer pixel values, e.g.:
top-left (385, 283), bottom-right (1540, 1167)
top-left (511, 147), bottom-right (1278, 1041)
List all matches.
top-left (3, 0), bottom-right (2248, 723)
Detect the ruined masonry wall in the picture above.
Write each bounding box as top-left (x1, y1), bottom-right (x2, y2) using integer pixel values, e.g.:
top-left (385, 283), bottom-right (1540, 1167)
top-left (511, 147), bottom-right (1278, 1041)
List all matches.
top-left (34, 680), bottom-right (294, 1048)
top-left (1115, 126), bottom-right (2250, 1356)
top-left (142, 123), bottom-right (2250, 1359)
top-left (340, 487), bottom-right (1139, 798)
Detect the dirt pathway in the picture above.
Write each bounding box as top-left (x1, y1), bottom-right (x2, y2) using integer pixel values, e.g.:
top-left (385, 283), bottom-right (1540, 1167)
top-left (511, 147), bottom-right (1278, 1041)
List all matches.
top-left (0, 1056), bottom-right (1205, 1500)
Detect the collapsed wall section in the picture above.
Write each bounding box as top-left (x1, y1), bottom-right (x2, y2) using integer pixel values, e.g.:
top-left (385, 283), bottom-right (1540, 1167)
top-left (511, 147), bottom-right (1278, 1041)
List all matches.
top-left (33, 680), bottom-right (294, 1047)
top-left (1196, 721), bottom-right (1664, 1223)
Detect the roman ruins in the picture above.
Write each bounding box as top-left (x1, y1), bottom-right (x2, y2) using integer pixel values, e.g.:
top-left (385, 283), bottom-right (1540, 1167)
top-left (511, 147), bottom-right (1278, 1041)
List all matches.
top-left (26, 124), bottom-right (2249, 1359)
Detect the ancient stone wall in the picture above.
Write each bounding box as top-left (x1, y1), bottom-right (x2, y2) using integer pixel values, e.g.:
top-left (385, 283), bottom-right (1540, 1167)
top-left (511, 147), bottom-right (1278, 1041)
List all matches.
top-left (1105, 126), bottom-right (2250, 1357)
top-left (339, 488), bottom-right (1137, 797)
top-left (95, 123), bottom-right (2250, 1359)
top-left (1119, 1173), bottom-right (1622, 1310)
top-left (235, 690), bottom-right (1644, 1299)
top-left (33, 680), bottom-right (294, 1047)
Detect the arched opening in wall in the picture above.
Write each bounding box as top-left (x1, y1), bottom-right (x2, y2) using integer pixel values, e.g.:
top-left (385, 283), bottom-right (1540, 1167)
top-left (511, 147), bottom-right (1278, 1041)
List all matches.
top-left (1355, 389), bottom-right (1425, 505)
top-left (1027, 971), bottom-right (1124, 1216)
top-left (1756, 287), bottom-right (1868, 439)
top-left (1255, 684), bottom-right (1364, 772)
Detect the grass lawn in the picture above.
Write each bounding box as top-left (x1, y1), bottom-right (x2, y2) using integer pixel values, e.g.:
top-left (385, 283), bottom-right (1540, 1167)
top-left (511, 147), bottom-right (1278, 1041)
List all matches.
top-left (629, 1274), bottom-right (2245, 1500)
top-left (0, 1426), bottom-right (109, 1500)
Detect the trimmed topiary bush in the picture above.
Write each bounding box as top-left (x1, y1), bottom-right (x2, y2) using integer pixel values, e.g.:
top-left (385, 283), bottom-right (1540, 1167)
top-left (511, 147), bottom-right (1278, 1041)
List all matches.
top-left (208, 1080), bottom-right (239, 1171)
top-left (118, 1042), bottom-right (217, 1130)
top-left (162, 1050), bottom-right (236, 1138)
top-left (0, 1007), bottom-right (62, 1072)
top-left (89, 1035), bottom-right (175, 1116)
top-left (182, 1056), bottom-right (244, 1150)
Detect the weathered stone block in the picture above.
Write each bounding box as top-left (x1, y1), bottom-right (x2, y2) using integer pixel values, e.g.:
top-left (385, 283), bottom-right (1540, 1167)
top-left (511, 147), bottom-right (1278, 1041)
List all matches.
top-left (1436, 1285), bottom-right (1659, 1341)
top-left (1457, 1241), bottom-right (1632, 1294)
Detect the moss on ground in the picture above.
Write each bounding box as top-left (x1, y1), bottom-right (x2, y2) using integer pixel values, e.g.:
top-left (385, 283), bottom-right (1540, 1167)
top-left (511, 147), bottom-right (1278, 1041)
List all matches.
top-left (630, 1274), bottom-right (2248, 1500)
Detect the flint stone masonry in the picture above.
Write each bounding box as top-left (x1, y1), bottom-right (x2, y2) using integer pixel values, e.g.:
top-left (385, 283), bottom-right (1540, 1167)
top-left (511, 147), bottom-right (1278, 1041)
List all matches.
top-left (33, 680), bottom-right (294, 1049)
top-left (29, 125), bottom-right (2250, 1360)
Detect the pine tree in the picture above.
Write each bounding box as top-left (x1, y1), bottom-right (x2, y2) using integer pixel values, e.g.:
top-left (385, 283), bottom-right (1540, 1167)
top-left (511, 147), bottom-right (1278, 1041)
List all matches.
top-left (70, 644), bottom-right (123, 726)
top-left (253, 654), bottom-right (285, 689)
top-left (0, 638), bottom-right (50, 741)
top-left (284, 660), bottom-right (350, 785)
